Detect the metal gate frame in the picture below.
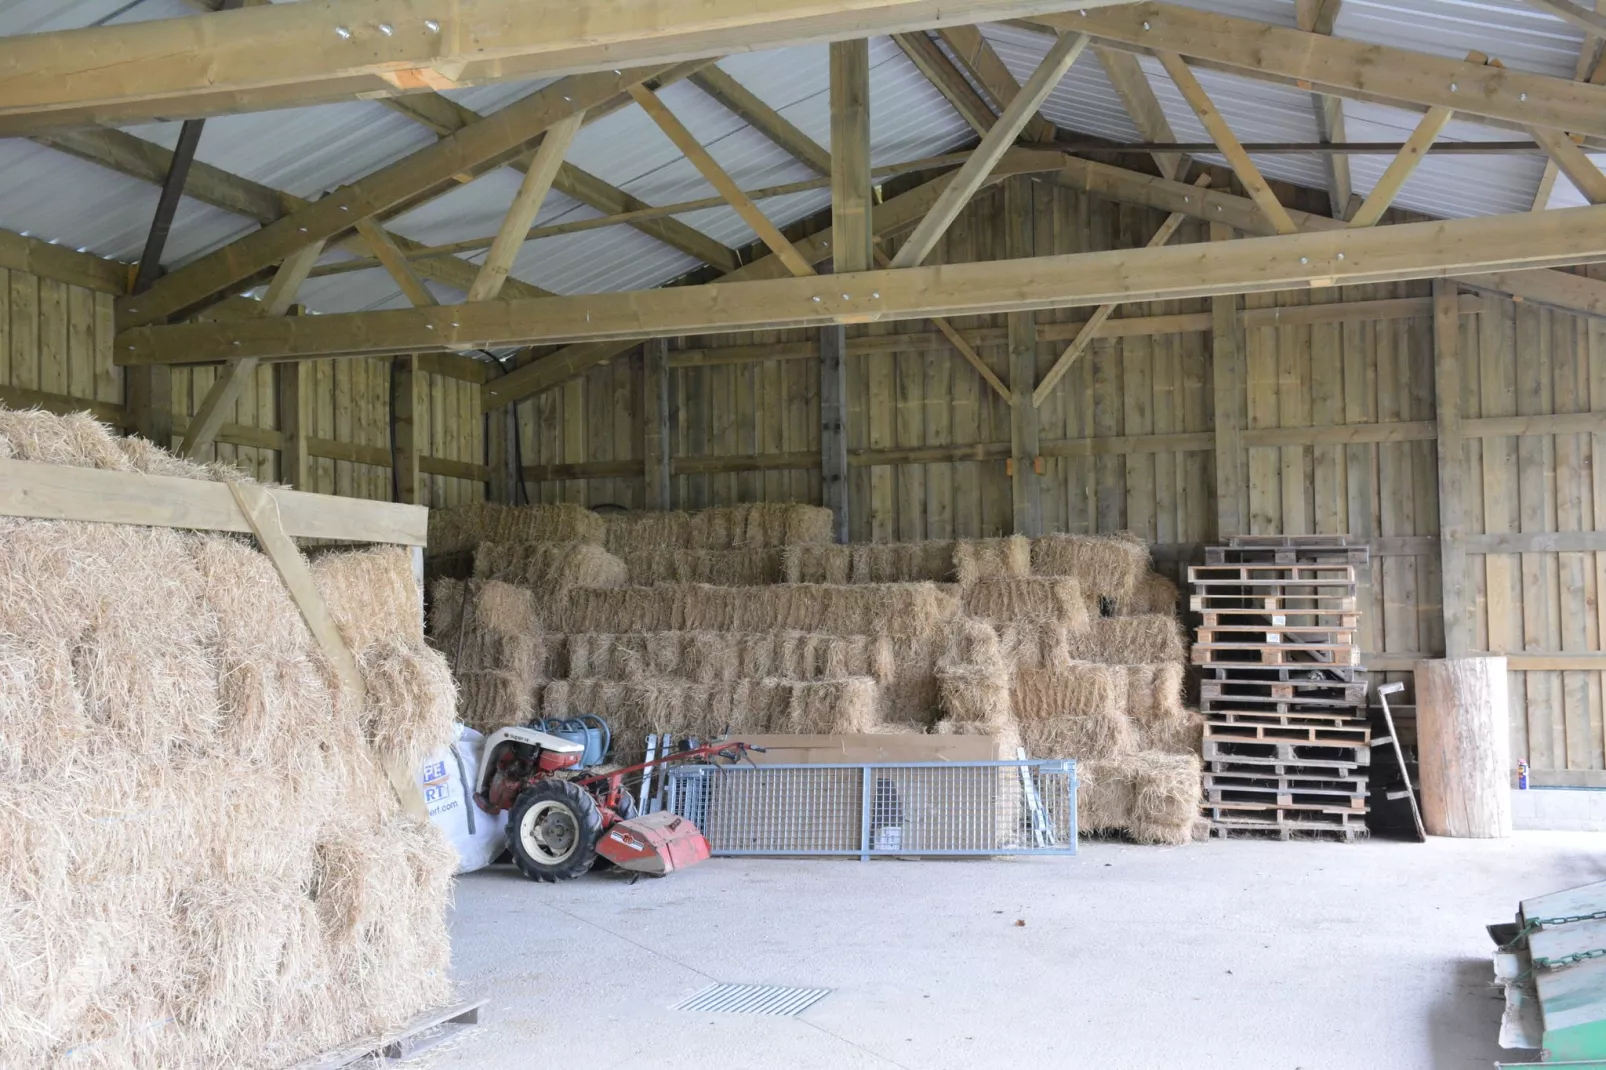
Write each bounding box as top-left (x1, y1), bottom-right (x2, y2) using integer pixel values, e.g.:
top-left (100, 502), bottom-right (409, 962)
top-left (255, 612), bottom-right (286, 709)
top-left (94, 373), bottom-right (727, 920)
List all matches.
top-left (666, 759), bottom-right (1078, 860)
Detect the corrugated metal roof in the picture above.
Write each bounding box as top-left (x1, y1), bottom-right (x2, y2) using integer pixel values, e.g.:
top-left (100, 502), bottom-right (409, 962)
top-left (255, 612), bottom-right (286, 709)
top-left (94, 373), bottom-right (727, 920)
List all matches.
top-left (0, 2), bottom-right (1596, 315)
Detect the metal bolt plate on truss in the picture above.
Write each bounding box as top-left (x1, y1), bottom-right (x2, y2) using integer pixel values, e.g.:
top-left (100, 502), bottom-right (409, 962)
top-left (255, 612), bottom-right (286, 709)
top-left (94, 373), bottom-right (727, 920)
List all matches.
top-left (673, 984), bottom-right (831, 1017)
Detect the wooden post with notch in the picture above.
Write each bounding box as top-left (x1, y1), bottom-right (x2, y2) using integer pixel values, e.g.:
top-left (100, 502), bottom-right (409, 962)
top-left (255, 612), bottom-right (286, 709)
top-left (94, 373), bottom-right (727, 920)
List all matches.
top-left (1433, 279), bottom-right (1471, 656)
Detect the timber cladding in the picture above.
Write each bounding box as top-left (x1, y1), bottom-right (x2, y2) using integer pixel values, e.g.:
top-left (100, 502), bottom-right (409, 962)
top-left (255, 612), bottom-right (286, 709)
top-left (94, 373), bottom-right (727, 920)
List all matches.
top-left (511, 176), bottom-right (1606, 786)
top-left (0, 264), bottom-right (488, 508)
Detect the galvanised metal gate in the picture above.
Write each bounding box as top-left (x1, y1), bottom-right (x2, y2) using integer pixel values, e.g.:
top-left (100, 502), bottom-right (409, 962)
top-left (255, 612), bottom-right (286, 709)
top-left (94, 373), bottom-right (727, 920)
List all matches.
top-left (665, 760), bottom-right (1077, 859)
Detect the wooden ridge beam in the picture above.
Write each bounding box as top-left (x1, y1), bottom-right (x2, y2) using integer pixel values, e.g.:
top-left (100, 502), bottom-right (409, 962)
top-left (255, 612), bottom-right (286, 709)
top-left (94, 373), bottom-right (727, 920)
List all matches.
top-left (116, 68), bottom-right (657, 330)
top-left (1030, 4), bottom-right (1606, 144)
top-left (116, 202), bottom-right (1606, 363)
top-left (0, 0), bottom-right (1130, 131)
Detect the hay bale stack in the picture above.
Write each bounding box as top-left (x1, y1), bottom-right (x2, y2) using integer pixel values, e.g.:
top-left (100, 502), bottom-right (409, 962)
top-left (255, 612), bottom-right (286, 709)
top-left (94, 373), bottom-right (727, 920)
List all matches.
top-left (566, 631), bottom-right (895, 683)
top-left (1031, 533), bottom-right (1149, 608)
top-left (473, 540), bottom-right (628, 589)
top-left (429, 579), bottom-right (552, 681)
top-left (428, 501), bottom-right (606, 556)
top-left (559, 583), bottom-right (958, 637)
top-left (1011, 664), bottom-right (1135, 761)
top-left (622, 548), bottom-right (786, 585)
top-left (539, 676), bottom-right (877, 762)
top-left (1122, 570), bottom-right (1180, 615)
top-left (1064, 614), bottom-right (1187, 664)
top-left (782, 542), bottom-right (955, 583)
top-left (962, 577), bottom-right (1090, 629)
top-left (997, 622), bottom-right (1074, 672)
top-left (601, 503), bottom-right (833, 554)
top-left (953, 536), bottom-right (1031, 585)
top-left (0, 408), bottom-right (457, 1068)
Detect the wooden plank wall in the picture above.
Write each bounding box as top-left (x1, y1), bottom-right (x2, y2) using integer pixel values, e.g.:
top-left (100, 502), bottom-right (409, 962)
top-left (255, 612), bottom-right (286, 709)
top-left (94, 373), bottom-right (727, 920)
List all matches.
top-left (0, 264), bottom-right (487, 509)
top-left (513, 175), bottom-right (1606, 784)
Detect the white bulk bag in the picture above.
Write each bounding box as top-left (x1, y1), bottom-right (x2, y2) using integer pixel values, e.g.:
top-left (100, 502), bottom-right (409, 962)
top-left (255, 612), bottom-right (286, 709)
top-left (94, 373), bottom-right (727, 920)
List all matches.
top-left (418, 724), bottom-right (507, 874)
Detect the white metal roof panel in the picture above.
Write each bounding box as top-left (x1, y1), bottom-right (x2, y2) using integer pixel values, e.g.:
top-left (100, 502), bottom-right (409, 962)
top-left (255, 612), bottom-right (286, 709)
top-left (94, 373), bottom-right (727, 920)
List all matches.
top-left (1343, 104), bottom-right (1547, 219)
top-left (981, 23), bottom-right (1144, 144)
top-left (1336, 0), bottom-right (1584, 77)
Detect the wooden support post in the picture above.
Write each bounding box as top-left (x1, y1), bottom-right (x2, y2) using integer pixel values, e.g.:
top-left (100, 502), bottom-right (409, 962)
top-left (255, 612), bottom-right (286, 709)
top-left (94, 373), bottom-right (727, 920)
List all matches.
top-left (1434, 279), bottom-right (1472, 656)
top-left (275, 360), bottom-right (309, 488)
top-left (642, 337), bottom-right (672, 510)
top-left (820, 326), bottom-right (850, 542)
top-left (1211, 222), bottom-right (1246, 538)
top-left (1009, 310), bottom-right (1041, 535)
top-left (126, 365), bottom-right (172, 447)
top-left (227, 479), bottom-right (429, 824)
top-left (1416, 656), bottom-right (1512, 837)
top-left (392, 355), bottom-right (421, 505)
top-left (830, 40), bottom-right (873, 273)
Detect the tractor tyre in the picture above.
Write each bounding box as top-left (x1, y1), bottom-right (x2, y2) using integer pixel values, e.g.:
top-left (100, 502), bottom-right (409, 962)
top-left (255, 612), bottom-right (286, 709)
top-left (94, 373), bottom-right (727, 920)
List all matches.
top-left (508, 779), bottom-right (602, 882)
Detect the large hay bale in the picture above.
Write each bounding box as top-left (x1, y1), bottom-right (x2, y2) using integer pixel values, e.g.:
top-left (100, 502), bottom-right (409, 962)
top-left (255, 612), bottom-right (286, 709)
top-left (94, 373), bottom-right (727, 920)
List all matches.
top-left (962, 577), bottom-right (1090, 629)
top-left (1125, 663), bottom-right (1188, 731)
top-left (996, 622), bottom-right (1074, 673)
top-left (1122, 570), bottom-right (1181, 615)
top-left (1030, 533), bottom-right (1149, 609)
top-left (782, 542), bottom-right (954, 583)
top-left (601, 503), bottom-right (833, 554)
top-left (559, 583), bottom-right (958, 638)
top-left (1077, 758), bottom-right (1136, 834)
top-left (622, 547), bottom-right (787, 585)
top-left (1126, 751), bottom-right (1203, 845)
top-left (1012, 664), bottom-right (1135, 761)
top-left (1138, 708), bottom-right (1204, 755)
top-left (564, 631), bottom-right (896, 684)
top-left (0, 409), bottom-right (458, 1068)
top-left (1064, 614), bottom-right (1187, 664)
top-left (539, 676), bottom-right (877, 762)
top-left (952, 536), bottom-right (1031, 585)
top-left (473, 540), bottom-right (627, 589)
top-left (455, 670), bottom-right (533, 735)
top-left (428, 579), bottom-right (550, 681)
top-left (428, 501), bottom-right (606, 556)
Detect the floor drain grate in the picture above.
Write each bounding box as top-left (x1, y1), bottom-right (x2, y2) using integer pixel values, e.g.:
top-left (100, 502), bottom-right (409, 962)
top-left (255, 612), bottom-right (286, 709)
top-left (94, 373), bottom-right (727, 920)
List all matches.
top-left (673, 983), bottom-right (831, 1017)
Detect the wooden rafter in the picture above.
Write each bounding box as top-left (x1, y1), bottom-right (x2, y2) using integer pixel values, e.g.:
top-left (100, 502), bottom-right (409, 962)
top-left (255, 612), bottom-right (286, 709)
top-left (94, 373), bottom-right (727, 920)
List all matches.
top-left (377, 89), bottom-right (739, 273)
top-left (1032, 175), bottom-right (1211, 406)
top-left (0, 0), bottom-right (1131, 132)
top-left (479, 147), bottom-right (1062, 408)
top-left (115, 202), bottom-right (1606, 364)
top-left (353, 219), bottom-right (437, 308)
top-left (36, 127), bottom-right (551, 305)
top-left (937, 25), bottom-right (1057, 144)
top-left (117, 68), bottom-right (649, 329)
top-left (1156, 52), bottom-right (1298, 235)
top-left (1532, 127), bottom-right (1606, 204)
top-left (688, 66), bottom-right (832, 175)
top-left (1094, 47), bottom-right (1185, 181)
top-left (893, 31), bottom-right (997, 137)
top-left (1534, 12), bottom-right (1606, 209)
top-left (1030, 4), bottom-right (1606, 146)
top-left (890, 31), bottom-right (1088, 268)
top-left (629, 85), bottom-right (815, 278)
top-left (1346, 106), bottom-right (1454, 228)
top-left (467, 112), bottom-right (585, 302)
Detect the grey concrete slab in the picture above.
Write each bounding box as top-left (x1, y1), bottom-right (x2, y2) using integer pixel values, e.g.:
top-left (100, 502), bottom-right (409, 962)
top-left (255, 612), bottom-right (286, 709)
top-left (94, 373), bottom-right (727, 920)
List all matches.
top-left (428, 832), bottom-right (1606, 1069)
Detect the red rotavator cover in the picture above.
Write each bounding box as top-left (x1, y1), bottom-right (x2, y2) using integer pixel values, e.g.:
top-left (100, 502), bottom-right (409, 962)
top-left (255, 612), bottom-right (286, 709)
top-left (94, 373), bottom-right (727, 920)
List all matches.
top-left (595, 812), bottom-right (711, 876)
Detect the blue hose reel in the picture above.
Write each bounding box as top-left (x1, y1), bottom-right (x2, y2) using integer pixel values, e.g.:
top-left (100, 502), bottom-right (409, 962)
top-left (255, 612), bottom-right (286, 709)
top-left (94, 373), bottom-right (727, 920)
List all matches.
top-left (531, 714), bottom-right (611, 767)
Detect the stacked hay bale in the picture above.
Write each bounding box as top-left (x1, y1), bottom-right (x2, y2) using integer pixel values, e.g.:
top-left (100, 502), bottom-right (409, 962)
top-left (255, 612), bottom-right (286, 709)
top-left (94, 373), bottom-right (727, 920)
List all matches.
top-left (0, 408), bottom-right (457, 1068)
top-left (425, 505), bottom-right (1200, 845)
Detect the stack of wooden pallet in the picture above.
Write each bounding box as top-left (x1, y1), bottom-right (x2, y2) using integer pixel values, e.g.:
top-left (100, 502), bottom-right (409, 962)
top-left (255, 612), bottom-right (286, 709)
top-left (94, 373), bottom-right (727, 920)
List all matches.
top-left (1189, 535), bottom-right (1371, 842)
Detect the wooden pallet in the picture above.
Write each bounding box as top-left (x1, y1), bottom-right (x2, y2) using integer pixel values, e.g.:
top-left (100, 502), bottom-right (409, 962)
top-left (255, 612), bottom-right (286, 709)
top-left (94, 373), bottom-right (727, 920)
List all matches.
top-left (1205, 769), bottom-right (1370, 793)
top-left (1200, 610), bottom-right (1361, 628)
top-left (1190, 563), bottom-right (1356, 581)
top-left (1209, 801), bottom-right (1369, 824)
top-left (1192, 642), bottom-right (1362, 667)
top-left (1205, 706), bottom-right (1371, 728)
top-left (1207, 785), bottom-right (1368, 809)
top-left (1207, 546), bottom-right (1371, 567)
top-left (1209, 822), bottom-right (1369, 843)
top-left (1196, 624), bottom-right (1359, 644)
top-left (1207, 756), bottom-right (1366, 778)
top-left (1203, 718), bottom-right (1370, 745)
top-left (1191, 593), bottom-right (1359, 613)
top-left (1203, 737), bottom-right (1371, 767)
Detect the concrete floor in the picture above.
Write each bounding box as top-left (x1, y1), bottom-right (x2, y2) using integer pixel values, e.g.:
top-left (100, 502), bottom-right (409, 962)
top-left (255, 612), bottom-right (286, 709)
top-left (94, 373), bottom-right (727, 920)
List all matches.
top-left (429, 832), bottom-right (1605, 1070)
